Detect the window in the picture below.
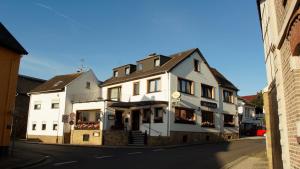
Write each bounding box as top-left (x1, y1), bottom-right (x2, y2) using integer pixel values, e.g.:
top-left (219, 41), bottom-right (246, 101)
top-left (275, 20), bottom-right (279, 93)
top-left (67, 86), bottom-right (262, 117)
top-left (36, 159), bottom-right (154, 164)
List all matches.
top-left (245, 107), bottom-right (250, 118)
top-left (201, 84), bottom-right (214, 99)
top-left (224, 114), bottom-right (235, 127)
top-left (51, 103), bottom-right (59, 109)
top-left (133, 82), bottom-right (140, 95)
top-left (108, 86), bottom-right (121, 101)
top-left (32, 123), bottom-right (36, 130)
top-left (148, 78), bottom-right (161, 93)
top-left (175, 107), bottom-right (196, 124)
top-left (113, 71), bottom-right (118, 77)
top-left (178, 78), bottom-right (193, 94)
top-left (201, 111), bottom-right (214, 128)
top-left (83, 134), bottom-right (89, 141)
top-left (34, 104), bottom-right (41, 110)
top-left (154, 59), bottom-right (160, 67)
top-left (194, 59), bottom-right (200, 72)
top-left (142, 109), bottom-right (151, 123)
top-left (86, 82), bottom-right (91, 89)
top-left (53, 123), bottom-right (58, 130)
top-left (154, 107), bottom-right (163, 123)
top-left (42, 122), bottom-right (46, 130)
top-left (223, 90), bottom-right (233, 103)
top-left (125, 67), bottom-right (130, 75)
top-left (138, 63), bottom-right (143, 70)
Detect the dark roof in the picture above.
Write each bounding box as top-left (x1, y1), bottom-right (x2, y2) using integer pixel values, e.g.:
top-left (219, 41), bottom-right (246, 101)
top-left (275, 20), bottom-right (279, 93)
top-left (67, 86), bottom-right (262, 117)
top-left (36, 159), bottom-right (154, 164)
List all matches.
top-left (102, 48), bottom-right (207, 86)
top-left (17, 75), bottom-right (46, 95)
top-left (210, 67), bottom-right (238, 91)
top-left (109, 101), bottom-right (168, 108)
top-left (30, 72), bottom-right (82, 93)
top-left (0, 23), bottom-right (28, 55)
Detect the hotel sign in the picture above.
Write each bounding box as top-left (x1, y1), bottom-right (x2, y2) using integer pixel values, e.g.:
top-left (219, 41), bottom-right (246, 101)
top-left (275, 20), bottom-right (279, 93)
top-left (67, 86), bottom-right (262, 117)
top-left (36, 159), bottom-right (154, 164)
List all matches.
top-left (201, 101), bottom-right (217, 109)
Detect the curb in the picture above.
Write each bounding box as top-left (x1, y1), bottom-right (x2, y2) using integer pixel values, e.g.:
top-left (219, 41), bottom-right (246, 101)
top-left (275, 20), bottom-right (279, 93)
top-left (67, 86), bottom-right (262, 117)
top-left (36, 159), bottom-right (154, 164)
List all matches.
top-left (19, 137), bottom-right (265, 149)
top-left (7, 156), bottom-right (50, 169)
top-left (220, 156), bottom-right (248, 169)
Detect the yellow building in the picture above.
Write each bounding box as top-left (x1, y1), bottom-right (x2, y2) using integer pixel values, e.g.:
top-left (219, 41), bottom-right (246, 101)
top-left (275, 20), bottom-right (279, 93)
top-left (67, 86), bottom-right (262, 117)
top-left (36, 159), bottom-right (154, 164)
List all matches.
top-left (0, 23), bottom-right (28, 156)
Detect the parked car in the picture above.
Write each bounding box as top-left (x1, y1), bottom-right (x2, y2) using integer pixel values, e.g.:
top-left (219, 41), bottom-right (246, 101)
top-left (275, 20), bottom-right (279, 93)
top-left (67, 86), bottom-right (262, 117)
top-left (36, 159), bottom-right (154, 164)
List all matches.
top-left (256, 126), bottom-right (266, 136)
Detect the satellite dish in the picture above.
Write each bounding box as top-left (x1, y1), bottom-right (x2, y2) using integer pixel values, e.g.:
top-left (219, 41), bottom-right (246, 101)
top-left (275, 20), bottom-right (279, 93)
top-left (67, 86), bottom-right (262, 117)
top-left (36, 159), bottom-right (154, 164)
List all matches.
top-left (172, 92), bottom-right (181, 99)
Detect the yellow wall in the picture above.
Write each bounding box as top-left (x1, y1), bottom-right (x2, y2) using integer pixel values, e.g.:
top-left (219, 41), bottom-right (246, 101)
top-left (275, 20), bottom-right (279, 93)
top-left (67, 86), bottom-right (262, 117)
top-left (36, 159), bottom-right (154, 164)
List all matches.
top-left (71, 130), bottom-right (102, 145)
top-left (0, 46), bottom-right (21, 149)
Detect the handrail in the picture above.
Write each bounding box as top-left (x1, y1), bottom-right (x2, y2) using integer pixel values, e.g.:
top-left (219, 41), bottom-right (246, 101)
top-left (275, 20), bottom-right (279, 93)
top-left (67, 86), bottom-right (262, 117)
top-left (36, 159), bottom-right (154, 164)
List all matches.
top-left (141, 124), bottom-right (162, 136)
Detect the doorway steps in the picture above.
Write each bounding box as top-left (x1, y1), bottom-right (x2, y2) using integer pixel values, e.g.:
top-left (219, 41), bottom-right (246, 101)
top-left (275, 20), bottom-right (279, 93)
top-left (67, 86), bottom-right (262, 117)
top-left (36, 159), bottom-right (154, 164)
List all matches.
top-left (128, 131), bottom-right (146, 146)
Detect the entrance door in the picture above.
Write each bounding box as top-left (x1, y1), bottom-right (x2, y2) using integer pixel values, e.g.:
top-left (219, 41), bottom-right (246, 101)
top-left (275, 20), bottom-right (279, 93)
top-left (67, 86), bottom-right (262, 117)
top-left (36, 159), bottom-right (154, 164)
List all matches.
top-left (115, 111), bottom-right (124, 130)
top-left (131, 110), bottom-right (140, 131)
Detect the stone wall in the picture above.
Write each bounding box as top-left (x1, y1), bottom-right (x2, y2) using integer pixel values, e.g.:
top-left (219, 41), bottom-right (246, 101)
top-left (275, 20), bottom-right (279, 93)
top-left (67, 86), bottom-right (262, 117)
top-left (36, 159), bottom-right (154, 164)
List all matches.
top-left (148, 131), bottom-right (238, 146)
top-left (103, 130), bottom-right (129, 146)
top-left (27, 135), bottom-right (63, 144)
top-left (70, 130), bottom-right (102, 145)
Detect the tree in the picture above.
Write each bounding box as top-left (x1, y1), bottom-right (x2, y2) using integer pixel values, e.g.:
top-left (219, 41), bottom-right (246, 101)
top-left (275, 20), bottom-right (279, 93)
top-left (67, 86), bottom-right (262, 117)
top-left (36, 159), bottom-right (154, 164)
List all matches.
top-left (250, 91), bottom-right (264, 114)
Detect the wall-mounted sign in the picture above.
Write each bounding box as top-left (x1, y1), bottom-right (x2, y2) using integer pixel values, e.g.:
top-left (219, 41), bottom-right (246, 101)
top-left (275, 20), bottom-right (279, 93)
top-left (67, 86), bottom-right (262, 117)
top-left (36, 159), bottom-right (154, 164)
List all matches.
top-left (108, 115), bottom-right (115, 120)
top-left (201, 101), bottom-right (217, 109)
top-left (93, 132), bottom-right (100, 137)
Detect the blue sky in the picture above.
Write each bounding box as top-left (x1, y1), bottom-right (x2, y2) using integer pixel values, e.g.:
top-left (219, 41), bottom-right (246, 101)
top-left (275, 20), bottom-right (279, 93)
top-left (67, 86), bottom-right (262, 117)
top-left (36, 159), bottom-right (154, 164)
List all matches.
top-left (0, 0), bottom-right (265, 96)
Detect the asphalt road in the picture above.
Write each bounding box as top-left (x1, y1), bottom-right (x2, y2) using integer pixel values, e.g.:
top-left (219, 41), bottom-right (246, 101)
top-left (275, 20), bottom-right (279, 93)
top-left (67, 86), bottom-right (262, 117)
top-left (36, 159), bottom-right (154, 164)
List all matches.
top-left (15, 138), bottom-right (265, 169)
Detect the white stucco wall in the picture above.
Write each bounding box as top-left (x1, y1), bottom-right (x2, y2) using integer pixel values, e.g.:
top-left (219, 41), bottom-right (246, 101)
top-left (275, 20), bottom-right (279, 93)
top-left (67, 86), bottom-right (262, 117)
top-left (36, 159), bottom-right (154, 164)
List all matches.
top-left (27, 70), bottom-right (101, 136)
top-left (27, 92), bottom-right (66, 137)
top-left (102, 73), bottom-right (169, 102)
top-left (168, 51), bottom-right (222, 133)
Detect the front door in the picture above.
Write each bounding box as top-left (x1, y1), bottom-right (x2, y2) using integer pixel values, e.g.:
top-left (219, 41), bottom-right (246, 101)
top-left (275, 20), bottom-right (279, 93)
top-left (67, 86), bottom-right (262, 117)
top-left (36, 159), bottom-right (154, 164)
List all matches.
top-left (131, 110), bottom-right (140, 131)
top-left (115, 110), bottom-right (124, 130)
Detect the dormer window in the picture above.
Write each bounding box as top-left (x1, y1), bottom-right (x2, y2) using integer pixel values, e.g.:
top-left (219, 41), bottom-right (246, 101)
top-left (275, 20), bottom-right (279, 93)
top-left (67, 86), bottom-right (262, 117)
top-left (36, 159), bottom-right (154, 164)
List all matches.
top-left (194, 59), bottom-right (200, 72)
top-left (113, 71), bottom-right (118, 77)
top-left (86, 81), bottom-right (91, 89)
top-left (125, 67), bottom-right (130, 75)
top-left (138, 64), bottom-right (143, 71)
top-left (53, 81), bottom-right (63, 87)
top-left (154, 59), bottom-right (160, 67)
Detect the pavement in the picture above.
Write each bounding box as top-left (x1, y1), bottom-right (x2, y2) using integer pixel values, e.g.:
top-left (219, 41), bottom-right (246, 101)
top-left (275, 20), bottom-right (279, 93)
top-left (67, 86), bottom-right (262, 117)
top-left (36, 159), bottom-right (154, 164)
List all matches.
top-left (0, 148), bottom-right (49, 169)
top-left (0, 137), bottom-right (267, 169)
top-left (221, 150), bottom-right (268, 169)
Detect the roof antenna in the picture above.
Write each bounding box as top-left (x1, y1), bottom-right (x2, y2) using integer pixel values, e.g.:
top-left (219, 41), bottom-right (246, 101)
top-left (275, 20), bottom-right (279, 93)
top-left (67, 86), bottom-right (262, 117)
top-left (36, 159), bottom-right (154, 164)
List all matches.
top-left (77, 58), bottom-right (87, 72)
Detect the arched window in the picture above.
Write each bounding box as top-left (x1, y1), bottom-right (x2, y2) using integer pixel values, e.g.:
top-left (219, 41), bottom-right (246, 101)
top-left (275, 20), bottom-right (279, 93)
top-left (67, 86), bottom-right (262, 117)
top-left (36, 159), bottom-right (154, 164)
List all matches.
top-left (287, 8), bottom-right (300, 56)
top-left (287, 8), bottom-right (300, 69)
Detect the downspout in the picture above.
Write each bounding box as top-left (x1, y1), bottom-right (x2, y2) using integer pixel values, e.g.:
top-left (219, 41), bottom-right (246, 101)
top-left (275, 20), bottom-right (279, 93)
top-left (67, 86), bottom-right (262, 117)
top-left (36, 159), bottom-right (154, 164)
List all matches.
top-left (167, 72), bottom-right (170, 137)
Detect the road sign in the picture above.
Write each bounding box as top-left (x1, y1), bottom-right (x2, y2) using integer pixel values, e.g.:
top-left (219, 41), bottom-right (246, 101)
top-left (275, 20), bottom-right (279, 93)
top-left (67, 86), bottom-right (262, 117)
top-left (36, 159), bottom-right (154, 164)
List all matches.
top-left (62, 114), bottom-right (69, 123)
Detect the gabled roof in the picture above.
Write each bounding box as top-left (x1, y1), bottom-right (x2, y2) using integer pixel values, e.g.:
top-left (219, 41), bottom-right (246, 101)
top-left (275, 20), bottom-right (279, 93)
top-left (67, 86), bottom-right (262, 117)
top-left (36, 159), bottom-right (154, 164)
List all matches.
top-left (241, 95), bottom-right (257, 103)
top-left (30, 72), bottom-right (82, 93)
top-left (210, 67), bottom-right (238, 91)
top-left (102, 48), bottom-right (202, 86)
top-left (0, 23), bottom-right (28, 55)
top-left (17, 75), bottom-right (46, 95)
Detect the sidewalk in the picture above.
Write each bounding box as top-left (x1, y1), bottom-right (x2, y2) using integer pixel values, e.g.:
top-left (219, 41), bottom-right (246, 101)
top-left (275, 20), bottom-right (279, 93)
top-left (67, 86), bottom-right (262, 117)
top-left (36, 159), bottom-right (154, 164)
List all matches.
top-left (222, 150), bottom-right (268, 169)
top-left (0, 149), bottom-right (49, 169)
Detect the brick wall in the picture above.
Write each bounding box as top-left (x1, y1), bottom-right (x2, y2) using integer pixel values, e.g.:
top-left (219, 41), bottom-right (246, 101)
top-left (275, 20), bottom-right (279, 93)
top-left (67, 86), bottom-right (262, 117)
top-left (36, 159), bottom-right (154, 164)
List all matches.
top-left (280, 32), bottom-right (300, 169)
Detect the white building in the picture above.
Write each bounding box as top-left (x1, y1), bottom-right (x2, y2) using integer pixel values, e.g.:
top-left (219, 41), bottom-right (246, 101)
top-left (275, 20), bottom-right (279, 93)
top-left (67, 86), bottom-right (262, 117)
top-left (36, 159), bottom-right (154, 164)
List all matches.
top-left (26, 70), bottom-right (101, 143)
top-left (27, 48), bottom-right (239, 146)
top-left (237, 97), bottom-right (264, 136)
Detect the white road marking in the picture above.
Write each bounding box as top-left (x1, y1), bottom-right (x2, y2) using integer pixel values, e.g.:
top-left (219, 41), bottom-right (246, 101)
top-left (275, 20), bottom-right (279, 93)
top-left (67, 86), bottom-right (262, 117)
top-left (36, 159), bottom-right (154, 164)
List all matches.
top-left (96, 155), bottom-right (112, 159)
top-left (128, 152), bottom-right (142, 155)
top-left (53, 161), bottom-right (77, 166)
top-left (152, 149), bottom-right (164, 152)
